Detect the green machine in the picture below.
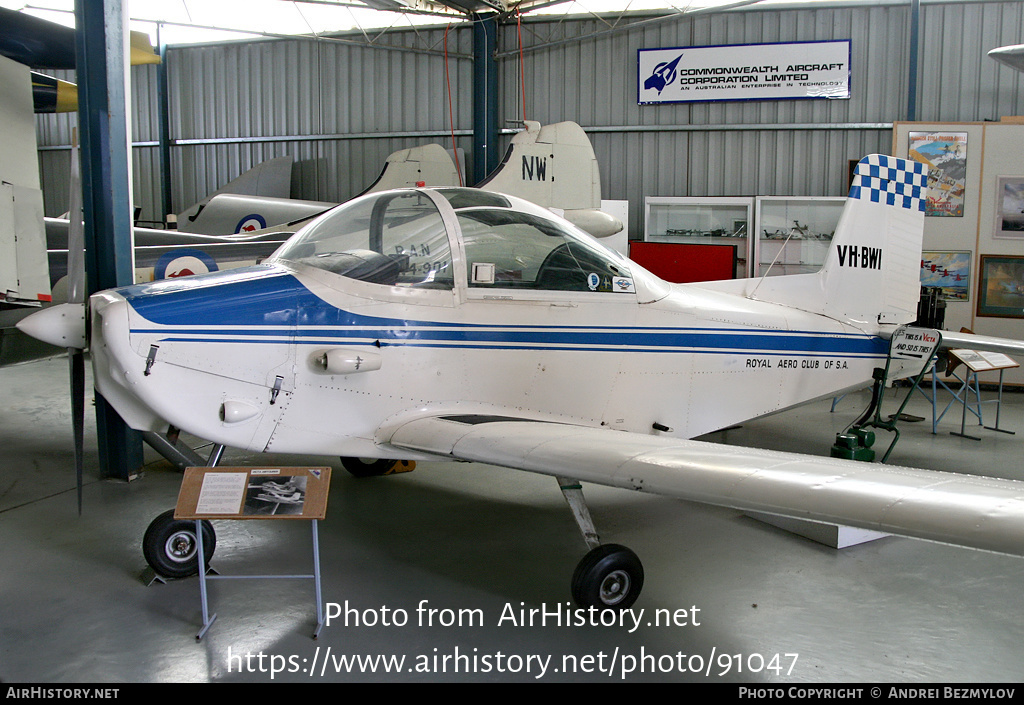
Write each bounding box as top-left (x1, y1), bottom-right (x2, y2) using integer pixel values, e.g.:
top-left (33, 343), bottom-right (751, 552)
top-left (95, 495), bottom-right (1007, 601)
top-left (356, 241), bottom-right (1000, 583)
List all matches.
top-left (832, 326), bottom-right (942, 463)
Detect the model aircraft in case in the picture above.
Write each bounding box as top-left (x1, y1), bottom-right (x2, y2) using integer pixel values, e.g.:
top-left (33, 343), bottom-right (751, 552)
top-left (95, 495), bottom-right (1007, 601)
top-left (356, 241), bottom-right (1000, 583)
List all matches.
top-left (20, 154), bottom-right (1024, 609)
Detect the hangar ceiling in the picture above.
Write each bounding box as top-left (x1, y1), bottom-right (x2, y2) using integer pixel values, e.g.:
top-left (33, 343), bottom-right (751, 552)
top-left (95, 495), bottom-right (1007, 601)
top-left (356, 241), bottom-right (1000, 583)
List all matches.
top-left (6, 0), bottom-right (799, 47)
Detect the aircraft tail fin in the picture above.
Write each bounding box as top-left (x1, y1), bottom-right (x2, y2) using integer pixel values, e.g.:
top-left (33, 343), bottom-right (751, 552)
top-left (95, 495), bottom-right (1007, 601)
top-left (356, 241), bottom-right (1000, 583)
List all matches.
top-left (701, 155), bottom-right (928, 328)
top-left (477, 121), bottom-right (623, 238)
top-left (358, 143), bottom-right (461, 196)
top-left (813, 154), bottom-right (929, 325)
top-left (176, 156), bottom-right (294, 229)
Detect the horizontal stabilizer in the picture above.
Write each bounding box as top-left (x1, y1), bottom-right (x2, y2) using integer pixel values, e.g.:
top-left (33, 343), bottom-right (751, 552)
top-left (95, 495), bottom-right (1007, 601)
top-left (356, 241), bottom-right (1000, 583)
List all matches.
top-left (989, 44), bottom-right (1024, 72)
top-left (388, 415), bottom-right (1024, 558)
top-left (922, 328), bottom-right (1024, 357)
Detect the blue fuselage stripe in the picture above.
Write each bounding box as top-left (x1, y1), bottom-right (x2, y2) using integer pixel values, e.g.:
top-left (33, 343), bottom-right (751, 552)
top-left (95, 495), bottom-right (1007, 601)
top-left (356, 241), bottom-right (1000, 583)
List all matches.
top-left (134, 327), bottom-right (885, 356)
top-left (121, 267), bottom-right (888, 358)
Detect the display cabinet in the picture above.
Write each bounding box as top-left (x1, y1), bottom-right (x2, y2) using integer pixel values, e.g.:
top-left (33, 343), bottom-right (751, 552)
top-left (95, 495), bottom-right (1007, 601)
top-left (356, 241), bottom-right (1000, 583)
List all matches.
top-left (754, 197), bottom-right (846, 277)
top-left (644, 197), bottom-right (754, 278)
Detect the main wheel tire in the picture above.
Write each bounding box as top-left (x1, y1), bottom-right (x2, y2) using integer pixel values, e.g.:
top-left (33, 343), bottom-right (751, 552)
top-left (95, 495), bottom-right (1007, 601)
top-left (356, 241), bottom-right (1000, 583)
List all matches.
top-left (571, 544), bottom-right (644, 610)
top-left (341, 457), bottom-right (400, 478)
top-left (142, 509), bottom-right (216, 579)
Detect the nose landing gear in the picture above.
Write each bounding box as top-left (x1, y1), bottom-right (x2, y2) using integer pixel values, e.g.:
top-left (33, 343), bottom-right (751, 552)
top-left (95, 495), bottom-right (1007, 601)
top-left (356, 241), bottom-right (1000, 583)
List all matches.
top-left (142, 509), bottom-right (216, 579)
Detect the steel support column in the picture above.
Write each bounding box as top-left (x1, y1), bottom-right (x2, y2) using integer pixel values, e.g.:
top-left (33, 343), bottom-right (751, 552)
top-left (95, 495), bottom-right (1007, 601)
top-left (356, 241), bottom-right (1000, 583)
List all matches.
top-left (907, 0), bottom-right (920, 121)
top-left (157, 25), bottom-right (173, 224)
top-left (472, 13), bottom-right (499, 184)
top-left (74, 0), bottom-right (143, 480)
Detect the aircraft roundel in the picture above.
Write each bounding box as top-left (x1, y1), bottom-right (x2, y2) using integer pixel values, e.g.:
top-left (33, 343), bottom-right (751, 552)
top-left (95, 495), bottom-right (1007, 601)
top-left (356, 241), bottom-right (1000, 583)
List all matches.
top-left (154, 249), bottom-right (219, 280)
top-left (235, 214), bottom-right (267, 233)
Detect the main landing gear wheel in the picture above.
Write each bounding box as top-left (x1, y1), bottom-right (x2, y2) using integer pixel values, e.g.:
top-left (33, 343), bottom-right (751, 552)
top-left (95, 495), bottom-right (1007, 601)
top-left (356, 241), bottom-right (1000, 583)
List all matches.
top-left (142, 509), bottom-right (216, 579)
top-left (340, 457), bottom-right (399, 478)
top-left (571, 544), bottom-right (644, 610)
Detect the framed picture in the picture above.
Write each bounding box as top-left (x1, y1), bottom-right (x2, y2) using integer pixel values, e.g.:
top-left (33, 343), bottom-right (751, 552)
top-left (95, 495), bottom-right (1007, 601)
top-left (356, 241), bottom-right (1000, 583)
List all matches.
top-left (921, 251), bottom-right (971, 301)
top-left (907, 131), bottom-right (967, 217)
top-left (994, 176), bottom-right (1024, 238)
top-left (977, 255), bottom-right (1024, 318)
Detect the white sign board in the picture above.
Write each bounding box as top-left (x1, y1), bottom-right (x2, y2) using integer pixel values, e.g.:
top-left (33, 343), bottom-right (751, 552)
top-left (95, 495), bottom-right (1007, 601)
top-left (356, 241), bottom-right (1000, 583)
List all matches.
top-left (890, 326), bottom-right (940, 363)
top-left (638, 40), bottom-right (851, 105)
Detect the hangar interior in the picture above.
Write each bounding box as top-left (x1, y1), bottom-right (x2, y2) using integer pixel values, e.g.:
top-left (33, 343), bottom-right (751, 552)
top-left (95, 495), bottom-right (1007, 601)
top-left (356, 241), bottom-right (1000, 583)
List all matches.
top-left (4, 0), bottom-right (1024, 683)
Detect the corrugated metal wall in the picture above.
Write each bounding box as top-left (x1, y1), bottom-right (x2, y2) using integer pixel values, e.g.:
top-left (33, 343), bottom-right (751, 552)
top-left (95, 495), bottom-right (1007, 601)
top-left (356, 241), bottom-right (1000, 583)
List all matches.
top-left (165, 30), bottom-right (475, 220)
top-left (499, 1), bottom-right (1023, 235)
top-left (33, 1), bottom-right (1024, 238)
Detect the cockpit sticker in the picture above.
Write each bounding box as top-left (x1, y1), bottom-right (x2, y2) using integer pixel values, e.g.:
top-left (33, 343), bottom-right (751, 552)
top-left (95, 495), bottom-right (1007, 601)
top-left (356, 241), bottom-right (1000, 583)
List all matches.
top-left (587, 273), bottom-right (600, 290)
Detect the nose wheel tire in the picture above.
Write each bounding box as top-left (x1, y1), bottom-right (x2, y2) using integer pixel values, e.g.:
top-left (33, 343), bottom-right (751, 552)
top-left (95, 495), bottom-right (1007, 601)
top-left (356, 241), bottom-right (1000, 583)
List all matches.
top-left (143, 509), bottom-right (217, 579)
top-left (571, 544), bottom-right (644, 610)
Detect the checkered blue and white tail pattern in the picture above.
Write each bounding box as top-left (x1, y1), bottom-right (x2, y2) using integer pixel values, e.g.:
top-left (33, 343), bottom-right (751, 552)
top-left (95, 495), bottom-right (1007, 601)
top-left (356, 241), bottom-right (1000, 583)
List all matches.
top-left (848, 154), bottom-right (928, 212)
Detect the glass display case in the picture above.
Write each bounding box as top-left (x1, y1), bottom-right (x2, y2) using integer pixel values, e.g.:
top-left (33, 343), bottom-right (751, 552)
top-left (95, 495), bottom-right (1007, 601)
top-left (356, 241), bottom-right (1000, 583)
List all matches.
top-left (643, 197), bottom-right (754, 279)
top-left (754, 197), bottom-right (846, 277)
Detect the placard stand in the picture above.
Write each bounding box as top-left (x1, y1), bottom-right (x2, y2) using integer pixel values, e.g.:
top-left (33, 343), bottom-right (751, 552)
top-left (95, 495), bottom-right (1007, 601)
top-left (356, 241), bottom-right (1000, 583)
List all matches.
top-left (174, 466), bottom-right (332, 641)
top-left (944, 350), bottom-right (1018, 441)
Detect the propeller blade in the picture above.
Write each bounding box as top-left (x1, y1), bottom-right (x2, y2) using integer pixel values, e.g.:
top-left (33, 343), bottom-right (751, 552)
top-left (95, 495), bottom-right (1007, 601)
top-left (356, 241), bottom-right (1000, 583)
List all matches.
top-left (69, 128), bottom-right (85, 513)
top-left (70, 349), bottom-right (85, 515)
top-left (67, 133), bottom-right (85, 306)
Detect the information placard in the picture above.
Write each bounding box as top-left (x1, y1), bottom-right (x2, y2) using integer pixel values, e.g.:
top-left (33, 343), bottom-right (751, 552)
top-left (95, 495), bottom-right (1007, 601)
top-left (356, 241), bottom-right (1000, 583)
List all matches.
top-left (175, 466), bottom-right (331, 520)
top-left (950, 349), bottom-right (1019, 373)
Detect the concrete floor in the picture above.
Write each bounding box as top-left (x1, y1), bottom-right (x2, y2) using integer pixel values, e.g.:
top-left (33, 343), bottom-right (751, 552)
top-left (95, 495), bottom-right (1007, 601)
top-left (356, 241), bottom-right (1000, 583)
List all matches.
top-left (2, 354), bottom-right (1024, 683)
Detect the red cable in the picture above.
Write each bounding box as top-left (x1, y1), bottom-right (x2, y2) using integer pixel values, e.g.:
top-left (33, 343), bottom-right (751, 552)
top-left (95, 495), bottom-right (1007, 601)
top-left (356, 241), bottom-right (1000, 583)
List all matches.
top-left (517, 9), bottom-right (526, 121)
top-left (444, 23), bottom-right (463, 186)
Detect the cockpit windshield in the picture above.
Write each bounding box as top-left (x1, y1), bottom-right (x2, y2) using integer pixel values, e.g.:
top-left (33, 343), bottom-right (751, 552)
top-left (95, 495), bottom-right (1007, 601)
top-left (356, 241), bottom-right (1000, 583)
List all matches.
top-left (273, 187), bottom-right (634, 296)
top-left (273, 191), bottom-right (453, 289)
top-left (458, 208), bottom-right (634, 293)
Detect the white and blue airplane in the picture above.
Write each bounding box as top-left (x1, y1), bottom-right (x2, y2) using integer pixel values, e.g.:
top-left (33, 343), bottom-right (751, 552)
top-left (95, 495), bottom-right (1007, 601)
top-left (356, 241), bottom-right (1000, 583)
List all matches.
top-left (21, 153), bottom-right (1024, 609)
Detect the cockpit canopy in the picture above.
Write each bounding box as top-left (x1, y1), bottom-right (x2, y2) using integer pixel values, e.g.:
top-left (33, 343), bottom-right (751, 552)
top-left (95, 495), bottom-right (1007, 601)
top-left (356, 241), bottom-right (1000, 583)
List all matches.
top-left (272, 187), bottom-right (635, 294)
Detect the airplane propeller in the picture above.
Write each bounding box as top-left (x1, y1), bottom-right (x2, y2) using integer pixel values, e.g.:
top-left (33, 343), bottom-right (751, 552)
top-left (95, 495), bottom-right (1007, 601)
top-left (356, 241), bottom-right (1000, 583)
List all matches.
top-left (66, 138), bottom-right (87, 515)
top-left (16, 135), bottom-right (88, 514)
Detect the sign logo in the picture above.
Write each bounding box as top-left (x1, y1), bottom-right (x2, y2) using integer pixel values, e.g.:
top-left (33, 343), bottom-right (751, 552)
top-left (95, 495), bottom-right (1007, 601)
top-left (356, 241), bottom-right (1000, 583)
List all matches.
top-left (643, 54), bottom-right (682, 94)
top-left (638, 41), bottom-right (851, 105)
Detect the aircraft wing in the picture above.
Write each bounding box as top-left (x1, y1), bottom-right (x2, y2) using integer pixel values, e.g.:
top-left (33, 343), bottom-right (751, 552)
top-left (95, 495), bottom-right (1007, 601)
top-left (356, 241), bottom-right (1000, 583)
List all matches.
top-left (877, 326), bottom-right (1024, 357)
top-left (387, 415), bottom-right (1024, 557)
top-left (933, 329), bottom-right (1024, 357)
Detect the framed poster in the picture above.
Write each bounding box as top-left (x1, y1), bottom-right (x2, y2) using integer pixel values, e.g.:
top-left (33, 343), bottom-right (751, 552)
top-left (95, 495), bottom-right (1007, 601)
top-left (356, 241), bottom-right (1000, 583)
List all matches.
top-left (920, 250), bottom-right (971, 301)
top-left (994, 176), bottom-right (1024, 237)
top-left (907, 132), bottom-right (967, 217)
top-left (977, 255), bottom-right (1024, 318)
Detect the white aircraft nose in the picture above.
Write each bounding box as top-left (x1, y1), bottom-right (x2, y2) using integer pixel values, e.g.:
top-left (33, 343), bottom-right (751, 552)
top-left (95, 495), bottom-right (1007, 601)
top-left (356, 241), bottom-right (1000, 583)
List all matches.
top-left (16, 302), bottom-right (86, 349)
top-left (88, 291), bottom-right (167, 433)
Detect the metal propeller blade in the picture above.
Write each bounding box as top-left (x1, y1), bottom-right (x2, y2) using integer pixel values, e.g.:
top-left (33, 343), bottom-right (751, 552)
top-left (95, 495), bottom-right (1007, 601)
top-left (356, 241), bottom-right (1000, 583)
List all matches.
top-left (67, 132), bottom-right (86, 515)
